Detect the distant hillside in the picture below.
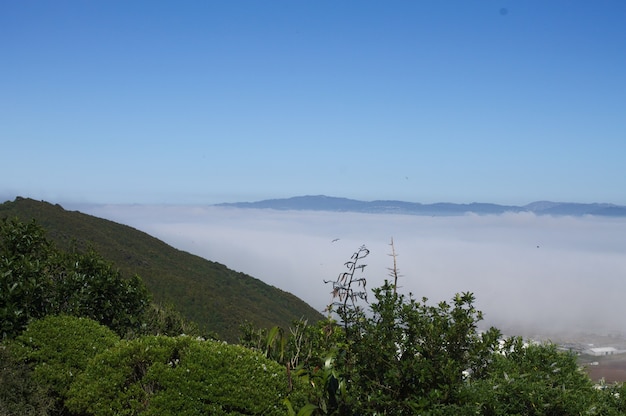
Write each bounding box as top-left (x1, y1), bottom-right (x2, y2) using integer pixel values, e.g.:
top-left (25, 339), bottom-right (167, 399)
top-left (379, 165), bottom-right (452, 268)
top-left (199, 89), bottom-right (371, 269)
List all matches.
top-left (0, 197), bottom-right (323, 342)
top-left (217, 195), bottom-right (626, 217)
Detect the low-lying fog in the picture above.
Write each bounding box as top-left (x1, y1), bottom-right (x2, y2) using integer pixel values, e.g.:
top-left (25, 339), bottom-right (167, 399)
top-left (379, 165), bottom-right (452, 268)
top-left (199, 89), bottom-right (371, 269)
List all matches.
top-left (81, 205), bottom-right (626, 340)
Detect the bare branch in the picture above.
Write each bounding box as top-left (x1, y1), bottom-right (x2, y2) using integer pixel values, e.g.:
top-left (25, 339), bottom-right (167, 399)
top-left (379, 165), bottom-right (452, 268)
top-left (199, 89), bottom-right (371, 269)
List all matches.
top-left (324, 245), bottom-right (370, 326)
top-left (387, 237), bottom-right (402, 295)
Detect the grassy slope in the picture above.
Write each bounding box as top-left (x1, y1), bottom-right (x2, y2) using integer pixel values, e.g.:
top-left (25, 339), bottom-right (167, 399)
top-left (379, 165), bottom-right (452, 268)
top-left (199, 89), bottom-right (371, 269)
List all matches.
top-left (0, 197), bottom-right (322, 342)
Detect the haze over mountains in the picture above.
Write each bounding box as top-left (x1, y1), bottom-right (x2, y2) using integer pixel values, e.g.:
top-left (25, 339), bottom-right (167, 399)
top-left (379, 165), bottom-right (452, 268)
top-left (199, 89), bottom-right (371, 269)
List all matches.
top-left (217, 195), bottom-right (626, 217)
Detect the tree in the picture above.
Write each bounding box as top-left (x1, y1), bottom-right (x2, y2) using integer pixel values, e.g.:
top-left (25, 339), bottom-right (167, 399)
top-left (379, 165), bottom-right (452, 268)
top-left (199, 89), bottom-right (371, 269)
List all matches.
top-left (457, 338), bottom-right (626, 415)
top-left (0, 217), bottom-right (151, 338)
top-left (253, 243), bottom-right (626, 415)
top-left (51, 248), bottom-right (150, 336)
top-left (334, 282), bottom-right (501, 414)
top-left (0, 218), bottom-right (56, 338)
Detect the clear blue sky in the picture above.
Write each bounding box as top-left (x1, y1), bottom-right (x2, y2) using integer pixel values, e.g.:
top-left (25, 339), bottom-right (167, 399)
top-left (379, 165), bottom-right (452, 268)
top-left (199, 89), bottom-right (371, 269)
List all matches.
top-left (2, 1), bottom-right (625, 205)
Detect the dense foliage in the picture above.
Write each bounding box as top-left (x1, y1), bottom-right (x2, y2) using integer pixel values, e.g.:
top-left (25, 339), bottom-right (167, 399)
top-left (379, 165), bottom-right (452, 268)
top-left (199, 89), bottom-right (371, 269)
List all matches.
top-left (65, 334), bottom-right (308, 415)
top-left (11, 315), bottom-right (120, 413)
top-left (3, 212), bottom-right (626, 415)
top-left (243, 245), bottom-right (626, 415)
top-left (338, 284), bottom-right (502, 414)
top-left (3, 316), bottom-right (309, 415)
top-left (0, 217), bottom-right (150, 338)
top-left (0, 343), bottom-right (55, 416)
top-left (458, 338), bottom-right (626, 415)
top-left (0, 197), bottom-right (323, 341)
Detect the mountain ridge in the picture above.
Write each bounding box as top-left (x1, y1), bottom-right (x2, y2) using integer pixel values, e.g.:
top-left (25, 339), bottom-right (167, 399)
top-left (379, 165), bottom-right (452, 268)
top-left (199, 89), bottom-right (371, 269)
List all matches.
top-left (216, 195), bottom-right (626, 217)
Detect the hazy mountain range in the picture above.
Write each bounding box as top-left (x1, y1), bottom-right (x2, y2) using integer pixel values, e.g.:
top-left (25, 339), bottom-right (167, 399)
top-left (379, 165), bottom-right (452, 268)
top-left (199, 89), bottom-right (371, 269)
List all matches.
top-left (217, 195), bottom-right (626, 217)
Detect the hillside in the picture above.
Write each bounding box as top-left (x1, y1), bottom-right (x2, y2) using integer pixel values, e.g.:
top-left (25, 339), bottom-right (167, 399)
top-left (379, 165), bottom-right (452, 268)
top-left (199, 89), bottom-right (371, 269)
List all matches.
top-left (0, 197), bottom-right (323, 342)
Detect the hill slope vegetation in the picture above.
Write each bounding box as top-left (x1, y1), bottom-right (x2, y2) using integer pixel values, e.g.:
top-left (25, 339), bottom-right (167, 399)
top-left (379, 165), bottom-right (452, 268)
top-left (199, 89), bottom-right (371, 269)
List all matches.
top-left (0, 197), bottom-right (322, 341)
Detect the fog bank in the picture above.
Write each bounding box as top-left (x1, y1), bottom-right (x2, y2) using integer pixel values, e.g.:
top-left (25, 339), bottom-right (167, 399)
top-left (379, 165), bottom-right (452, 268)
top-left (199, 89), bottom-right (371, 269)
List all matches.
top-left (81, 205), bottom-right (626, 339)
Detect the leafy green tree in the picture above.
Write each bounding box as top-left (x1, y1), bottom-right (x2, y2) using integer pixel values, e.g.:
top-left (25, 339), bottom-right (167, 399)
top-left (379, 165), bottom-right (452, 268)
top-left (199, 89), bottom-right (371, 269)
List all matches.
top-left (457, 338), bottom-right (624, 415)
top-left (330, 281), bottom-right (501, 415)
top-left (0, 217), bottom-right (151, 338)
top-left (0, 218), bottom-right (56, 338)
top-left (51, 249), bottom-right (150, 336)
top-left (255, 243), bottom-right (626, 415)
top-left (66, 335), bottom-right (309, 415)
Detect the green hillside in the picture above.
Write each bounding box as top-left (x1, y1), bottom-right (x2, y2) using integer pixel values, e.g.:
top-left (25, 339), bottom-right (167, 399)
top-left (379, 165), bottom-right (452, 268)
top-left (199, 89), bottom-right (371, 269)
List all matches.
top-left (0, 197), bottom-right (322, 341)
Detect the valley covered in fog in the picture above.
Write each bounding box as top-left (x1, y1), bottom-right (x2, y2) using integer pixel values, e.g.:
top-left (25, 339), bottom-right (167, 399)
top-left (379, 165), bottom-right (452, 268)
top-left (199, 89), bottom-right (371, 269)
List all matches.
top-left (81, 204), bottom-right (626, 341)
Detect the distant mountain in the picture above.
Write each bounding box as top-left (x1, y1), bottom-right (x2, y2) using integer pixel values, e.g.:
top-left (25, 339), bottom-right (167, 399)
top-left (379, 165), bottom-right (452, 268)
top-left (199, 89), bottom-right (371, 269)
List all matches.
top-left (217, 195), bottom-right (626, 217)
top-left (522, 201), bottom-right (626, 216)
top-left (0, 197), bottom-right (323, 342)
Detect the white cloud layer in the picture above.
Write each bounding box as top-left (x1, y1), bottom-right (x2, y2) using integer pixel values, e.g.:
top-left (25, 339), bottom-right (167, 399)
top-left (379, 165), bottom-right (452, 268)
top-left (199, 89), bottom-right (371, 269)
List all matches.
top-left (80, 205), bottom-right (626, 339)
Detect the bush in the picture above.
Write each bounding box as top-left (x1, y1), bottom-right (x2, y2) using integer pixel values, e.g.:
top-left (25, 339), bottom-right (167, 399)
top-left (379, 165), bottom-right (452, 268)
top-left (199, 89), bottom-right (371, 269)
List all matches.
top-left (331, 282), bottom-right (502, 414)
top-left (0, 343), bottom-right (55, 416)
top-left (66, 335), bottom-right (309, 415)
top-left (285, 244), bottom-right (626, 415)
top-left (13, 315), bottom-right (120, 408)
top-left (458, 339), bottom-right (622, 416)
top-left (137, 302), bottom-right (202, 338)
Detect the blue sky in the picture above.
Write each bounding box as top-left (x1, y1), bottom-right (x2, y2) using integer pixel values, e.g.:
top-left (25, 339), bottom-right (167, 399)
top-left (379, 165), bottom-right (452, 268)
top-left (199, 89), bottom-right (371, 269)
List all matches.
top-left (2, 1), bottom-right (625, 205)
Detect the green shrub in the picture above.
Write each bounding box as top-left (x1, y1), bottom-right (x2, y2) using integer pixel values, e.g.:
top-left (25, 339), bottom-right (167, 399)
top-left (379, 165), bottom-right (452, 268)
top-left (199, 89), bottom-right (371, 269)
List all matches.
top-left (14, 315), bottom-right (119, 403)
top-left (67, 335), bottom-right (309, 415)
top-left (458, 339), bottom-right (621, 416)
top-left (137, 302), bottom-right (202, 338)
top-left (0, 343), bottom-right (55, 416)
top-left (288, 244), bottom-right (626, 415)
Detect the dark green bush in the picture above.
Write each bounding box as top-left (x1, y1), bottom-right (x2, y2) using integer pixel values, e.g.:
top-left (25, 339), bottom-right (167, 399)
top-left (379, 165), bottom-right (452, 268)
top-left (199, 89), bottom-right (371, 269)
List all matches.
top-left (458, 339), bottom-right (624, 416)
top-left (13, 315), bottom-right (119, 407)
top-left (66, 335), bottom-right (309, 415)
top-left (0, 343), bottom-right (55, 416)
top-left (271, 245), bottom-right (626, 415)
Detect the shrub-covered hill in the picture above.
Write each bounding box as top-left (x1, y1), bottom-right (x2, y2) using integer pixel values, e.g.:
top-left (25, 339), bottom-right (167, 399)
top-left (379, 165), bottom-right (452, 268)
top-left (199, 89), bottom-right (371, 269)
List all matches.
top-left (0, 197), bottom-right (323, 341)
